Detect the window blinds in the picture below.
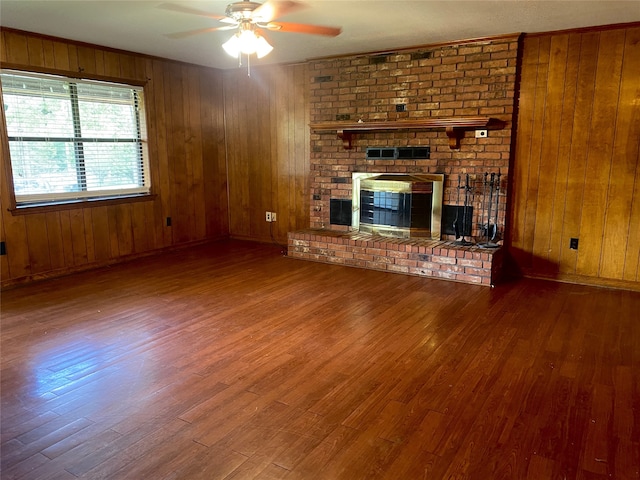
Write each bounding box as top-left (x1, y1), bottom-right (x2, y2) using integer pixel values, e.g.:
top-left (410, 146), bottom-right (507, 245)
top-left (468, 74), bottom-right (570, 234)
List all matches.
top-left (1, 70), bottom-right (150, 205)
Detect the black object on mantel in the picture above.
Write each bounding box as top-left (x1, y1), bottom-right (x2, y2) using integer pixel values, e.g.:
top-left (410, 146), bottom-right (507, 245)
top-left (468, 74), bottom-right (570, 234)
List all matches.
top-left (477, 170), bottom-right (502, 249)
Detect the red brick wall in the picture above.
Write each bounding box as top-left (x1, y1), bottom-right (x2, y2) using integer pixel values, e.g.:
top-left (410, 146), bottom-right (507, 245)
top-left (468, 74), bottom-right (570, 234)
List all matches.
top-left (308, 35), bottom-right (520, 239)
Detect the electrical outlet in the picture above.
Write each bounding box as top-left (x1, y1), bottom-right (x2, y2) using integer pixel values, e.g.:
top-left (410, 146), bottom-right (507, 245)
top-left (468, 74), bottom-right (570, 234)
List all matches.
top-left (570, 237), bottom-right (579, 250)
top-left (265, 212), bottom-right (272, 222)
top-left (475, 130), bottom-right (488, 138)
top-left (271, 212), bottom-right (276, 222)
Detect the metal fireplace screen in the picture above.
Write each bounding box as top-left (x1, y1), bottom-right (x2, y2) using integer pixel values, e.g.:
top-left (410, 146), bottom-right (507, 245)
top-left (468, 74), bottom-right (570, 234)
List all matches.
top-left (354, 174), bottom-right (443, 239)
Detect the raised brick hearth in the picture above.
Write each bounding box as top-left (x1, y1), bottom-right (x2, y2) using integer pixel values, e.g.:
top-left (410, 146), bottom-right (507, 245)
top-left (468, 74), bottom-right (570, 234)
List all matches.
top-left (288, 229), bottom-right (503, 286)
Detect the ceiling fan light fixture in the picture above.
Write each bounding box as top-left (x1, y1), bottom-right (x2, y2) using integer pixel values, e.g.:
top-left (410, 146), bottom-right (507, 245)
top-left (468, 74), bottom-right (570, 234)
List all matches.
top-left (222, 28), bottom-right (273, 58)
top-left (254, 35), bottom-right (273, 58)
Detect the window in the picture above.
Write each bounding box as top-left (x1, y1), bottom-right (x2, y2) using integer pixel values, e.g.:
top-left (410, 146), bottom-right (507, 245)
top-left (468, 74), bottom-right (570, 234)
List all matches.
top-left (1, 70), bottom-right (150, 207)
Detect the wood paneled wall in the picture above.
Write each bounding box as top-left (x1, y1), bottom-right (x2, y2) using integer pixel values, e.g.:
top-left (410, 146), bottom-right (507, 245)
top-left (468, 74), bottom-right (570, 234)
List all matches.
top-left (0, 29), bottom-right (229, 286)
top-left (509, 25), bottom-right (640, 290)
top-left (223, 65), bottom-right (310, 244)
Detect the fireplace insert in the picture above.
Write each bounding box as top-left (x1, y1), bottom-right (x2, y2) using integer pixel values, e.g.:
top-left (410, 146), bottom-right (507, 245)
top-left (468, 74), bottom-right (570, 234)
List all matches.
top-left (352, 173), bottom-right (444, 239)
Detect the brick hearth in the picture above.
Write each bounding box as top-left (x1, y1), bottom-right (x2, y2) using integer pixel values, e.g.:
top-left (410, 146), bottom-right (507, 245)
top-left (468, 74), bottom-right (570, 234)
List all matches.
top-left (288, 229), bottom-right (503, 286)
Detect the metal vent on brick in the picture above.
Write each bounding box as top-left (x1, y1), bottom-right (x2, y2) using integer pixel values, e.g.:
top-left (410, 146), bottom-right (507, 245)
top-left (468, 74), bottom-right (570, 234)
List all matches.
top-left (365, 146), bottom-right (430, 160)
top-left (397, 147), bottom-right (430, 159)
top-left (366, 148), bottom-right (397, 159)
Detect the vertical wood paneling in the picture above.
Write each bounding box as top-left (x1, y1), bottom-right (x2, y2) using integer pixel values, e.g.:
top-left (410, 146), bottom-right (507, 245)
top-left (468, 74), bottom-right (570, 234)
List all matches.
top-left (131, 202), bottom-right (150, 254)
top-left (509, 36), bottom-right (539, 269)
top-left (224, 64), bottom-right (310, 244)
top-left (551, 33), bottom-right (580, 273)
top-left (26, 36), bottom-right (45, 68)
top-left (294, 64), bottom-right (310, 234)
top-left (69, 209), bottom-right (88, 265)
top-left (272, 67), bottom-right (290, 239)
top-left (52, 41), bottom-right (70, 70)
top-left (0, 207), bottom-right (8, 281)
top-left (511, 25), bottom-right (640, 289)
top-left (77, 45), bottom-right (97, 75)
top-left (45, 212), bottom-right (66, 271)
top-left (575, 29), bottom-right (625, 277)
top-left (0, 29), bottom-right (228, 286)
top-left (24, 214), bottom-right (51, 273)
top-left (59, 211), bottom-right (76, 266)
top-left (0, 32), bottom-right (7, 63)
top-left (41, 39), bottom-right (56, 69)
top-left (5, 31), bottom-right (29, 64)
top-left (522, 37), bottom-right (551, 268)
top-left (532, 34), bottom-right (568, 274)
top-left (602, 27), bottom-right (640, 281)
top-left (558, 32), bottom-right (599, 276)
top-left (199, 68), bottom-right (228, 239)
top-left (149, 59), bottom-right (172, 249)
top-left (187, 68), bottom-right (206, 241)
top-left (67, 44), bottom-right (79, 72)
top-left (225, 72), bottom-right (251, 239)
top-left (91, 206), bottom-right (111, 262)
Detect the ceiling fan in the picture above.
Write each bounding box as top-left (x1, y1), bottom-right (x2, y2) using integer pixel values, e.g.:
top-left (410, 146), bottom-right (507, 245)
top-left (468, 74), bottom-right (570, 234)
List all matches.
top-left (160, 1), bottom-right (342, 62)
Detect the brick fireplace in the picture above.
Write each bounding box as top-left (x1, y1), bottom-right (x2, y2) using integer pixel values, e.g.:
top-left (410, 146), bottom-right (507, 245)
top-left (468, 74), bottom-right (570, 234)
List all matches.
top-left (288, 34), bottom-right (520, 285)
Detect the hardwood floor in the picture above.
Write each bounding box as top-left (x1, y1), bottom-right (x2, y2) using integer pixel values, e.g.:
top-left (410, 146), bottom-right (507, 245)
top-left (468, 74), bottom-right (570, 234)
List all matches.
top-left (1, 240), bottom-right (638, 479)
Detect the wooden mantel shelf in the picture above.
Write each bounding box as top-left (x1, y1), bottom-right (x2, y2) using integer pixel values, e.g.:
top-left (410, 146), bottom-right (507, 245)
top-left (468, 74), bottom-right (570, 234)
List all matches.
top-left (310, 116), bottom-right (506, 149)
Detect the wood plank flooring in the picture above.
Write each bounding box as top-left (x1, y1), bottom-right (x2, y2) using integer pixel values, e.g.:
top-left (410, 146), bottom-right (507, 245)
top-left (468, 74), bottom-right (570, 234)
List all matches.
top-left (1, 240), bottom-right (639, 479)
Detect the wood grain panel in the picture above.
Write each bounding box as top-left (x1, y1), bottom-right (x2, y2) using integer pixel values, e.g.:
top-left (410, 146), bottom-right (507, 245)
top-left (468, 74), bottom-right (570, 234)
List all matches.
top-left (509, 36), bottom-right (540, 270)
top-left (557, 32), bottom-right (599, 276)
top-left (41, 38), bottom-right (56, 69)
top-left (4, 30), bottom-right (29, 64)
top-left (510, 24), bottom-right (640, 289)
top-left (546, 34), bottom-right (577, 272)
top-left (531, 34), bottom-right (568, 274)
top-left (224, 64), bottom-right (310, 244)
top-left (199, 68), bottom-right (229, 239)
top-left (604, 27), bottom-right (640, 281)
top-left (522, 37), bottom-right (551, 268)
top-left (576, 29), bottom-right (626, 277)
top-left (24, 213), bottom-right (51, 273)
top-left (26, 35), bottom-right (45, 67)
top-left (52, 40), bottom-right (70, 70)
top-left (0, 29), bottom-right (228, 287)
top-left (91, 206), bottom-right (111, 262)
top-left (45, 212), bottom-right (66, 271)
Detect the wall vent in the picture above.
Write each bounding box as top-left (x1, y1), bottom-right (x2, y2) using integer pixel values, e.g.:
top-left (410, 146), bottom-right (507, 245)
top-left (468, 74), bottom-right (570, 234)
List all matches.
top-left (366, 146), bottom-right (430, 160)
top-left (397, 147), bottom-right (430, 159)
top-left (366, 148), bottom-right (397, 160)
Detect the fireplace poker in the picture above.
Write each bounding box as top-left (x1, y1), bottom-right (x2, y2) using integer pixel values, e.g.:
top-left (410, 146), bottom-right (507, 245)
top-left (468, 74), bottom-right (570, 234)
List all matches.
top-left (479, 171), bottom-right (500, 249)
top-left (453, 174), bottom-right (461, 240)
top-left (454, 174), bottom-right (473, 246)
top-left (491, 170), bottom-right (501, 242)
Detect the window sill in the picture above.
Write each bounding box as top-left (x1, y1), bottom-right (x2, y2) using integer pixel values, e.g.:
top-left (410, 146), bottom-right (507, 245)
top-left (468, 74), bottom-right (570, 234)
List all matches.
top-left (9, 194), bottom-right (157, 216)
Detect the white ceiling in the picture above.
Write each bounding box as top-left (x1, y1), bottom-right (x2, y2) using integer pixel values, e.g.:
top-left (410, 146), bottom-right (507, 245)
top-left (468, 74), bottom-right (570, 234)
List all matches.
top-left (1, 1), bottom-right (639, 70)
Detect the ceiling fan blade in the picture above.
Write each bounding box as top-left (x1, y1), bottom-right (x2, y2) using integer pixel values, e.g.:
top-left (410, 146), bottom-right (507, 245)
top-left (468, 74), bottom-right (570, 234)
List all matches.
top-left (265, 22), bottom-right (342, 37)
top-left (157, 3), bottom-right (227, 21)
top-left (252, 0), bottom-right (306, 22)
top-left (165, 25), bottom-right (236, 40)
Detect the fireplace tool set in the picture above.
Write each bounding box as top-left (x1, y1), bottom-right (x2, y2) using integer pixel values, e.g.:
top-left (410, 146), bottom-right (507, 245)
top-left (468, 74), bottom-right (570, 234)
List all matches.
top-left (477, 170), bottom-right (502, 248)
top-left (453, 174), bottom-right (473, 246)
top-left (452, 171), bottom-right (502, 248)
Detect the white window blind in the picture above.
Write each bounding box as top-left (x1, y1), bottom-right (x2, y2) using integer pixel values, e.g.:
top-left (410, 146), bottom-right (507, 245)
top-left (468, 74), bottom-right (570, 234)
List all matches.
top-left (1, 70), bottom-right (150, 206)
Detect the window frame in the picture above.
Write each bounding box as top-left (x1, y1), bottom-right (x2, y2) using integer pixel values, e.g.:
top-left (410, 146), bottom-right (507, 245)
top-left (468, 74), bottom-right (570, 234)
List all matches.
top-left (0, 65), bottom-right (155, 214)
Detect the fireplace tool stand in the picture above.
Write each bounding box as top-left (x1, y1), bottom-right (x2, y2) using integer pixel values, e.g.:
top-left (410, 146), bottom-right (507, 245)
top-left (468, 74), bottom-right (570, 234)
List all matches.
top-left (453, 173), bottom-right (473, 246)
top-left (478, 170), bottom-right (501, 249)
